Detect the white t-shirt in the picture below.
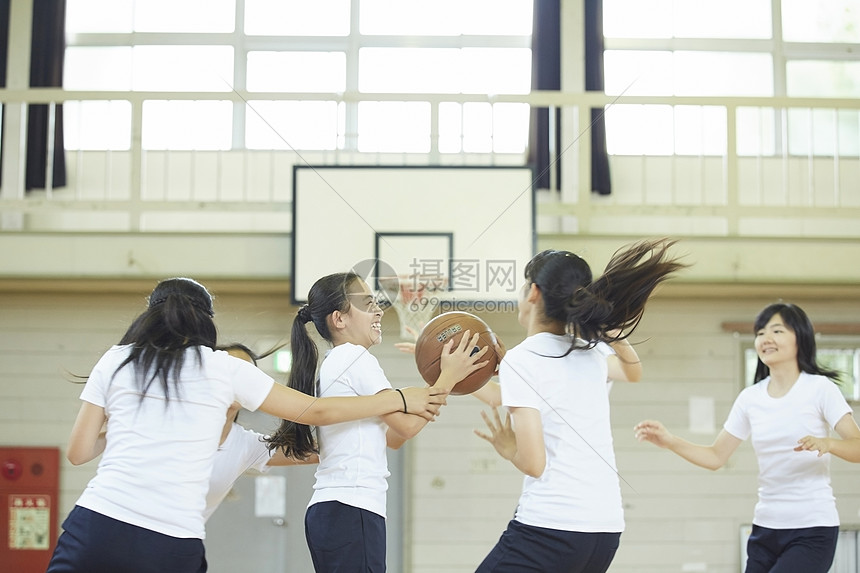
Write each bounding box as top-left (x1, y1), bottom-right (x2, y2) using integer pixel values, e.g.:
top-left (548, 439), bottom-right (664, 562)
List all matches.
top-left (309, 343), bottom-right (391, 518)
top-left (76, 345), bottom-right (275, 539)
top-left (500, 333), bottom-right (624, 533)
top-left (204, 423), bottom-right (272, 522)
top-left (723, 372), bottom-right (851, 529)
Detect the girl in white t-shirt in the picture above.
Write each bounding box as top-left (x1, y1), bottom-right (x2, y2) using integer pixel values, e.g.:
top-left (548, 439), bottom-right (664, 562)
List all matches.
top-left (473, 239), bottom-right (687, 573)
top-left (635, 302), bottom-right (860, 573)
top-left (46, 277), bottom-right (448, 573)
top-left (265, 271), bottom-right (490, 573)
top-left (204, 344), bottom-right (320, 522)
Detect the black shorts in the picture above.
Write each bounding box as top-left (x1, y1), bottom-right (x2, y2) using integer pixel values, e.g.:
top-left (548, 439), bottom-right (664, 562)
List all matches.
top-left (745, 524), bottom-right (839, 573)
top-left (476, 518), bottom-right (621, 573)
top-left (305, 501), bottom-right (386, 573)
top-left (46, 505), bottom-right (206, 573)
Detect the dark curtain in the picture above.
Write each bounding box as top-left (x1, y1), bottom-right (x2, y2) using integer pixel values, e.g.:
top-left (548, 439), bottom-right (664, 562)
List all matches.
top-left (26, 0), bottom-right (67, 190)
top-left (528, 0), bottom-right (611, 194)
top-left (528, 0), bottom-right (561, 191)
top-left (585, 0), bottom-right (611, 194)
top-left (0, 1), bottom-right (8, 177)
top-left (0, 0), bottom-right (67, 191)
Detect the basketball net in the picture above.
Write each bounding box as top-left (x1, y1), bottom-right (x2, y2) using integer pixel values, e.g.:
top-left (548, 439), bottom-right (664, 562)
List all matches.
top-left (378, 275), bottom-right (449, 340)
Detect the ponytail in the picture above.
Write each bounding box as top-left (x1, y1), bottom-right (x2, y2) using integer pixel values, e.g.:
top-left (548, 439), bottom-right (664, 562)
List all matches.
top-left (526, 239), bottom-right (687, 352)
top-left (265, 272), bottom-right (360, 459)
top-left (584, 238), bottom-right (687, 343)
top-left (265, 314), bottom-right (320, 459)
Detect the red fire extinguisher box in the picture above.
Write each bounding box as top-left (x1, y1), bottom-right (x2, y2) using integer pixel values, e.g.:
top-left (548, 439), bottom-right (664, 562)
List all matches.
top-left (0, 447), bottom-right (60, 572)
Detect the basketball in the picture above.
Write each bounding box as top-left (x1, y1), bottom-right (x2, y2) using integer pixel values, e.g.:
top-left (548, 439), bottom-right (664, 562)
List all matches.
top-left (414, 311), bottom-right (499, 395)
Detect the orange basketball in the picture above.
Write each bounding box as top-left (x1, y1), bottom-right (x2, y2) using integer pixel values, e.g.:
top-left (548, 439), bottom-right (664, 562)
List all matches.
top-left (414, 311), bottom-right (499, 395)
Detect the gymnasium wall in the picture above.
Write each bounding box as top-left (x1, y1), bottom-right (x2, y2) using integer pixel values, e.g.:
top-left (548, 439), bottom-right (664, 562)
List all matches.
top-left (5, 278), bottom-right (858, 573)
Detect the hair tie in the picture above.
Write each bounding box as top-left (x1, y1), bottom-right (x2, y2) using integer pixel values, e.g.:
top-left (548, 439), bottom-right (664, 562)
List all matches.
top-left (148, 294), bottom-right (213, 317)
top-left (297, 304), bottom-right (312, 323)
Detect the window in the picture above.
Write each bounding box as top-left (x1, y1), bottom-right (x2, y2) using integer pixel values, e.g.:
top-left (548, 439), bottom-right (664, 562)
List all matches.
top-left (743, 345), bottom-right (860, 401)
top-left (603, 0), bottom-right (860, 157)
top-left (63, 0), bottom-right (533, 153)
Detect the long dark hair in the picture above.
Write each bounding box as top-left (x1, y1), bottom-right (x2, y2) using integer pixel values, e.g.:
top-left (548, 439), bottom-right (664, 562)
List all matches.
top-left (266, 272), bottom-right (360, 459)
top-left (113, 277), bottom-right (217, 402)
top-left (526, 238), bottom-right (687, 352)
top-left (752, 302), bottom-right (840, 384)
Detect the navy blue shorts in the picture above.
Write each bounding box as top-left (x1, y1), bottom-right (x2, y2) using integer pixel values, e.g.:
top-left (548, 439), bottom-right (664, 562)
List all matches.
top-left (745, 524), bottom-right (839, 573)
top-left (476, 519), bottom-right (621, 573)
top-left (46, 505), bottom-right (206, 573)
top-left (305, 501), bottom-right (386, 573)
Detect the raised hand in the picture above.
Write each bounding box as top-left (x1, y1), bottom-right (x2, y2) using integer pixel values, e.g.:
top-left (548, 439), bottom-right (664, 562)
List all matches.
top-left (438, 331), bottom-right (489, 387)
top-left (634, 419), bottom-right (673, 448)
top-left (474, 406), bottom-right (517, 461)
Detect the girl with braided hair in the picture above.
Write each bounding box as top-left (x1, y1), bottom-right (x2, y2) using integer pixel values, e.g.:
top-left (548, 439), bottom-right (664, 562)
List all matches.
top-left (47, 277), bottom-right (447, 573)
top-left (474, 238), bottom-right (687, 573)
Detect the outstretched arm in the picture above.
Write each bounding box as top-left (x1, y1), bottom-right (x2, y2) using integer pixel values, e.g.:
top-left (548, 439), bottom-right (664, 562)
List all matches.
top-left (258, 383), bottom-right (448, 425)
top-left (794, 412), bottom-right (860, 462)
top-left (475, 406), bottom-right (545, 478)
top-left (634, 420), bottom-right (741, 471)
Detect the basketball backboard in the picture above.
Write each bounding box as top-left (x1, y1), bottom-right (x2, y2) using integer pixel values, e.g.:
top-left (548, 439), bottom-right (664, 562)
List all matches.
top-left (291, 165), bottom-right (535, 316)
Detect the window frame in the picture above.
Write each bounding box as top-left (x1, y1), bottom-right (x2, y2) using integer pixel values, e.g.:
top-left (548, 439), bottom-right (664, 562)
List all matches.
top-left (63, 0), bottom-right (533, 153)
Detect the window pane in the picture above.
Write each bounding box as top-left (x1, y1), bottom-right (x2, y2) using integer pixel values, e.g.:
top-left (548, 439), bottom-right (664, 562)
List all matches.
top-left (245, 101), bottom-right (342, 150)
top-left (142, 101), bottom-right (232, 150)
top-left (361, 47), bottom-right (528, 95)
top-left (607, 51), bottom-right (772, 97)
top-left (66, 0), bottom-right (133, 33)
top-left (360, 48), bottom-right (460, 93)
top-left (462, 103), bottom-right (493, 153)
top-left (65, 47), bottom-right (133, 90)
top-left (439, 102), bottom-right (463, 153)
top-left (787, 108), bottom-right (860, 157)
top-left (360, 0), bottom-right (532, 35)
top-left (491, 103), bottom-right (529, 153)
top-left (461, 49), bottom-right (531, 94)
top-left (606, 105), bottom-right (674, 155)
top-left (133, 0), bottom-right (235, 33)
top-left (357, 102), bottom-right (430, 152)
top-left (674, 106), bottom-right (726, 156)
top-left (605, 51), bottom-right (673, 96)
top-left (838, 110), bottom-right (860, 157)
top-left (245, 0), bottom-right (350, 36)
top-left (782, 0), bottom-right (860, 43)
top-left (786, 61), bottom-right (860, 98)
top-left (605, 0), bottom-right (770, 39)
top-left (603, 0), bottom-right (673, 39)
top-left (818, 349), bottom-right (858, 400)
top-left (64, 101), bottom-right (132, 150)
top-left (247, 52), bottom-right (346, 92)
top-left (736, 107), bottom-right (777, 156)
top-left (132, 46), bottom-right (234, 91)
top-left (675, 52), bottom-right (773, 96)
top-left (439, 102), bottom-right (526, 154)
top-left (673, 0), bottom-right (771, 39)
